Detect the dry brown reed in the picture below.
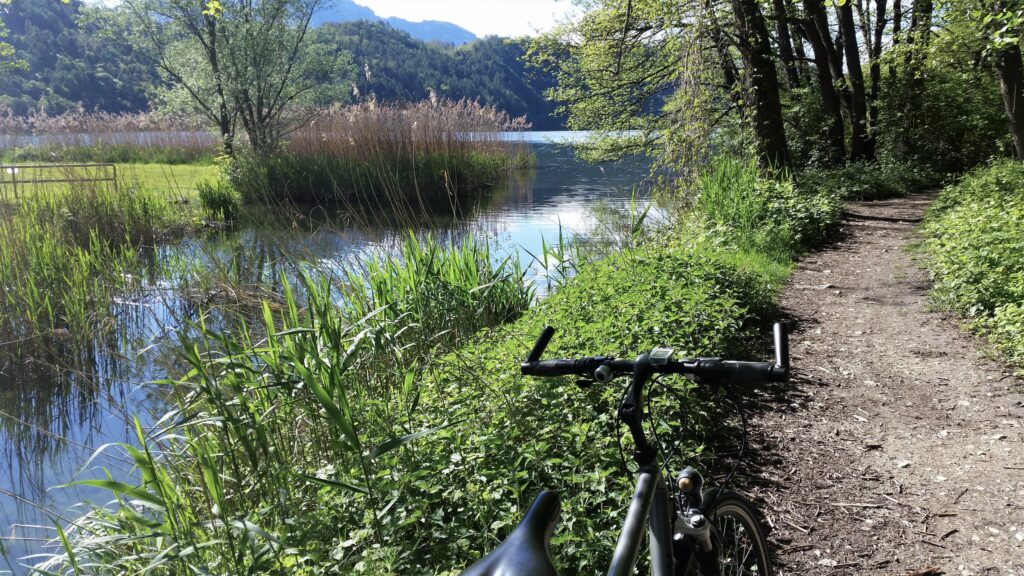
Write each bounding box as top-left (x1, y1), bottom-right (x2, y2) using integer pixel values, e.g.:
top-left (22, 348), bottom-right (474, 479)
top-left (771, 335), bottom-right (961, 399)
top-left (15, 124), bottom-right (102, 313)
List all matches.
top-left (0, 108), bottom-right (217, 163)
top-left (235, 97), bottom-right (531, 205)
top-left (286, 96), bottom-right (529, 159)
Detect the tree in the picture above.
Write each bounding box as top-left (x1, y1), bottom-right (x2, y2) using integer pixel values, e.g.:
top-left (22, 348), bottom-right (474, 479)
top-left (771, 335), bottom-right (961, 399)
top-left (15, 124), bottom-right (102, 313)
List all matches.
top-left (730, 0), bottom-right (790, 168)
top-left (1, 0), bottom-right (67, 75)
top-left (988, 0), bottom-right (1024, 158)
top-left (119, 0), bottom-right (350, 157)
top-left (527, 0), bottom-right (791, 170)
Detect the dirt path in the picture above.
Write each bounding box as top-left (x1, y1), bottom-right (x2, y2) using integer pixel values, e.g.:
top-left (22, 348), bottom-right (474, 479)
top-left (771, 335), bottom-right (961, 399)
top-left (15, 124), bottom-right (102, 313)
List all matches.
top-left (748, 193), bottom-right (1024, 576)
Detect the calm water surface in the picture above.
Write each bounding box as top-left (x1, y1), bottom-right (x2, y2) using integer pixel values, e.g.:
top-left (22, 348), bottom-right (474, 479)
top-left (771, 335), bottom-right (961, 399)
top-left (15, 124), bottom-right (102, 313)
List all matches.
top-left (0, 139), bottom-right (651, 573)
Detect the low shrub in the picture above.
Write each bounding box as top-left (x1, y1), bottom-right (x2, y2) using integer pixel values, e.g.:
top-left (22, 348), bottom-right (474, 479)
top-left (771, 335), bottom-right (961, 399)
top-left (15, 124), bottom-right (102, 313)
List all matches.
top-left (695, 156), bottom-right (842, 257)
top-left (923, 159), bottom-right (1024, 371)
top-left (197, 178), bottom-right (242, 221)
top-left (797, 159), bottom-right (940, 200)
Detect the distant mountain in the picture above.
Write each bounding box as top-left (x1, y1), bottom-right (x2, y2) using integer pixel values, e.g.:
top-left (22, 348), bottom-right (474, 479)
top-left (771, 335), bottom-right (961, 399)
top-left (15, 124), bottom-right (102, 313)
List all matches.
top-left (312, 0), bottom-right (477, 45)
top-left (383, 18), bottom-right (476, 45)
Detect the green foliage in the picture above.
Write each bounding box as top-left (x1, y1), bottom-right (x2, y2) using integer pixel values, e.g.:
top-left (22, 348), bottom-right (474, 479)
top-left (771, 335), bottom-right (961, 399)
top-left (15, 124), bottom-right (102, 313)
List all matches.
top-left (0, 180), bottom-right (199, 355)
top-left (875, 17), bottom-right (1011, 173)
top-left (924, 159), bottom-right (1024, 370)
top-left (37, 152), bottom-right (844, 575)
top-left (524, 0), bottom-right (683, 161)
top-left (695, 156), bottom-right (843, 257)
top-left (313, 22), bottom-right (563, 129)
top-left (35, 237), bottom-right (534, 575)
top-left (797, 160), bottom-right (941, 201)
top-left (196, 178), bottom-right (241, 221)
top-left (0, 0), bottom-right (155, 114)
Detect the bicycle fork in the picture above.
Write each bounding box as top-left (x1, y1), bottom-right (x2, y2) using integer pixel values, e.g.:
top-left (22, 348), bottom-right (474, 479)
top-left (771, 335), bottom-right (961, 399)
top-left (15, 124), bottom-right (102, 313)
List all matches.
top-left (673, 467), bottom-right (721, 576)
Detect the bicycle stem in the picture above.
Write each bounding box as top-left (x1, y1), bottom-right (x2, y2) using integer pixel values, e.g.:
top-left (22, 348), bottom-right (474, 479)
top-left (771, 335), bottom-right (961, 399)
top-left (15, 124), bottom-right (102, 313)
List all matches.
top-left (618, 354), bottom-right (658, 466)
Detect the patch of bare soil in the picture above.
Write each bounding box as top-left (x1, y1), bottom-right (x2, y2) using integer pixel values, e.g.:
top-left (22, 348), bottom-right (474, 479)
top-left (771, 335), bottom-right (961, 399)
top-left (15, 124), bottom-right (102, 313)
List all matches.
top-left (748, 193), bottom-right (1024, 576)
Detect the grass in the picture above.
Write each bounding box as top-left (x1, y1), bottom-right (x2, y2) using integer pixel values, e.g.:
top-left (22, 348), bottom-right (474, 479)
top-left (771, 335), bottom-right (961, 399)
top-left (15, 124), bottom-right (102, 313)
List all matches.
top-left (0, 163), bottom-right (219, 202)
top-left (923, 158), bottom-right (1024, 371)
top-left (0, 163), bottom-right (218, 202)
top-left (31, 155), bottom-right (844, 575)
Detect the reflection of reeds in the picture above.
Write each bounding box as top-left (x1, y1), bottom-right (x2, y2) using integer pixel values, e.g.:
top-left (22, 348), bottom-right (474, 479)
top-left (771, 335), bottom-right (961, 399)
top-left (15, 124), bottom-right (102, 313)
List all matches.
top-left (0, 109), bottom-right (215, 164)
top-left (235, 98), bottom-right (531, 205)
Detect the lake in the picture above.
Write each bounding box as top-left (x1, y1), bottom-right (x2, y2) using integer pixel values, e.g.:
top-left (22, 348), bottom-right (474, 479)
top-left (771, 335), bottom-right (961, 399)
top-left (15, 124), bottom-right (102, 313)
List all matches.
top-left (0, 137), bottom-right (651, 573)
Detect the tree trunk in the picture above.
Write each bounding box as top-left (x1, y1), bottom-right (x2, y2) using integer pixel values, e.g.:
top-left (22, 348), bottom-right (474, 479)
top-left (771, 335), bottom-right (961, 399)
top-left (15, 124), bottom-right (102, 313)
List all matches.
top-left (837, 1), bottom-right (872, 160)
top-left (772, 0), bottom-right (801, 88)
top-left (805, 0), bottom-right (855, 158)
top-left (791, 21), bottom-right (809, 83)
top-left (902, 0), bottom-right (932, 152)
top-left (868, 0), bottom-right (886, 133)
top-left (204, 14), bottom-right (235, 158)
top-left (799, 17), bottom-right (845, 165)
top-left (731, 0), bottom-right (790, 169)
top-left (995, 43), bottom-right (1024, 159)
top-left (890, 0), bottom-right (902, 79)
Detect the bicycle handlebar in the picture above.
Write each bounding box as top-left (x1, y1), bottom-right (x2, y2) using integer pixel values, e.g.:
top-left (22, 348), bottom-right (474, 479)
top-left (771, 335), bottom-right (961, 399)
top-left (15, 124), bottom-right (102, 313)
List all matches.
top-left (520, 323), bottom-right (790, 387)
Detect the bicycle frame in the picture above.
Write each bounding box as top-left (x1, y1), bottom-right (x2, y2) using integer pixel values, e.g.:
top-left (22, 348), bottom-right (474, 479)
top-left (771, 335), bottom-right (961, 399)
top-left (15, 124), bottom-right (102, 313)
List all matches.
top-left (607, 462), bottom-right (675, 576)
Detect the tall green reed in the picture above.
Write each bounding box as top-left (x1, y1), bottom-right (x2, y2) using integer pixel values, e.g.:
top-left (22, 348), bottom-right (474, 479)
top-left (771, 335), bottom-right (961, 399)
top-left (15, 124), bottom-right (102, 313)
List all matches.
top-left (36, 235), bottom-right (533, 574)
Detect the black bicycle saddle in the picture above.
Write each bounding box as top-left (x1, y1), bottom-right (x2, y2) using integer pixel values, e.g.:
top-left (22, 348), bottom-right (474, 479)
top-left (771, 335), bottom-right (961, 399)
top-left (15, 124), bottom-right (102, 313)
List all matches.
top-left (459, 490), bottom-right (561, 576)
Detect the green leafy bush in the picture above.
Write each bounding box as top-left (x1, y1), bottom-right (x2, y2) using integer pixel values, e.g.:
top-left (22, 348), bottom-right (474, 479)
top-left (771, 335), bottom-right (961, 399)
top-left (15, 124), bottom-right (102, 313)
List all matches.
top-left (696, 156), bottom-right (842, 257)
top-left (924, 159), bottom-right (1024, 370)
top-left (797, 160), bottom-right (940, 201)
top-left (197, 178), bottom-right (242, 221)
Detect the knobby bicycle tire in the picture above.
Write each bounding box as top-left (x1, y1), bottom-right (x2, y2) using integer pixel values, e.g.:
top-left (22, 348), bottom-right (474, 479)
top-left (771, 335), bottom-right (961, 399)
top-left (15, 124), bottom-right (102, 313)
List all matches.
top-left (683, 490), bottom-right (773, 576)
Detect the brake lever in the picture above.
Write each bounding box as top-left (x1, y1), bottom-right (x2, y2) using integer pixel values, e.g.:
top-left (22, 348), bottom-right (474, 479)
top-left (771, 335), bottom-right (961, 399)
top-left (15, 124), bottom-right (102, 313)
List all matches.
top-left (575, 379), bottom-right (595, 389)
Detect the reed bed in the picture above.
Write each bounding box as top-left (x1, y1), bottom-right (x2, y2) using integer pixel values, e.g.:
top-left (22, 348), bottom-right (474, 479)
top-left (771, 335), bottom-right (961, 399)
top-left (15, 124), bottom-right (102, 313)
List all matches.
top-left (31, 236), bottom-right (533, 575)
top-left (234, 98), bottom-right (531, 205)
top-left (0, 176), bottom-right (201, 358)
top-left (0, 108), bottom-right (216, 164)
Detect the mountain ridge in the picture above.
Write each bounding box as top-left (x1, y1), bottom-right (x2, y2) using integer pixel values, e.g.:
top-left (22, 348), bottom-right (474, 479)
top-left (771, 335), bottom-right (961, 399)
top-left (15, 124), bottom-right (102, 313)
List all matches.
top-left (312, 0), bottom-right (477, 45)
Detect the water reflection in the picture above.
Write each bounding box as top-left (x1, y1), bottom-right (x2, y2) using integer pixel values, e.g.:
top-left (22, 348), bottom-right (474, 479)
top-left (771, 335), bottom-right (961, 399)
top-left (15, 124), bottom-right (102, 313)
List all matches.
top-left (0, 143), bottom-right (651, 572)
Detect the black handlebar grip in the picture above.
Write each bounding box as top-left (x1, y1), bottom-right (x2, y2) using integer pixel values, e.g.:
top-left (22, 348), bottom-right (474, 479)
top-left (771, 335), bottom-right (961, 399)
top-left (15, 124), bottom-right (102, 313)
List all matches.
top-left (527, 326), bottom-right (556, 362)
top-left (521, 359), bottom-right (581, 377)
top-left (773, 322), bottom-right (790, 379)
top-left (722, 361), bottom-right (773, 385)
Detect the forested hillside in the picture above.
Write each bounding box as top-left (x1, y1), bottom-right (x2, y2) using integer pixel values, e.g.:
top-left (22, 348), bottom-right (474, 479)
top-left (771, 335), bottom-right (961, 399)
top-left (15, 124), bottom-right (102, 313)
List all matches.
top-left (0, 0), bottom-right (155, 115)
top-left (0, 1), bottom-right (562, 128)
top-left (313, 22), bottom-right (561, 129)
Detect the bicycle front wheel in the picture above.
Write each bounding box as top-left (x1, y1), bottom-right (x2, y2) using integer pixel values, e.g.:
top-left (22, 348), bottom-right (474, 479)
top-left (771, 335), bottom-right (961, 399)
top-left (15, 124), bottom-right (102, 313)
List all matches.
top-left (684, 490), bottom-right (773, 576)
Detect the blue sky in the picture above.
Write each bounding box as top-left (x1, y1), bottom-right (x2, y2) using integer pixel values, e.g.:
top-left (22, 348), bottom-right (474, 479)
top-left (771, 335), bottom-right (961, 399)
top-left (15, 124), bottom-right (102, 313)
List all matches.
top-left (355, 0), bottom-right (577, 37)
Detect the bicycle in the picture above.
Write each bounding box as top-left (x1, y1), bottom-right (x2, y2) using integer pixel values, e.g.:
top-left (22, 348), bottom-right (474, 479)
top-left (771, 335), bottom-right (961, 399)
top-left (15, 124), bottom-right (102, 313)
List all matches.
top-left (460, 323), bottom-right (791, 576)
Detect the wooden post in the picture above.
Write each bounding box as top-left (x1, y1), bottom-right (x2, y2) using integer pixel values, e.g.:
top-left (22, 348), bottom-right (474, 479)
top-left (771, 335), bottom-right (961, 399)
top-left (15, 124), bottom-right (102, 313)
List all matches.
top-left (10, 167), bottom-right (16, 200)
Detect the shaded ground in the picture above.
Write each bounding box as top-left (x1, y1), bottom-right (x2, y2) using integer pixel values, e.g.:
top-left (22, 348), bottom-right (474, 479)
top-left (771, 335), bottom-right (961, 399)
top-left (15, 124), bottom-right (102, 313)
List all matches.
top-left (747, 193), bottom-right (1024, 575)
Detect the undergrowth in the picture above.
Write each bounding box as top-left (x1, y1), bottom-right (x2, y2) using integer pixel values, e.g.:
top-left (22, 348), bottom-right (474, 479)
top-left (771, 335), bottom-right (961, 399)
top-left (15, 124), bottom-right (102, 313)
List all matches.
top-left (798, 159), bottom-right (940, 200)
top-left (33, 155), bottom-right (842, 574)
top-left (923, 159), bottom-right (1024, 370)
